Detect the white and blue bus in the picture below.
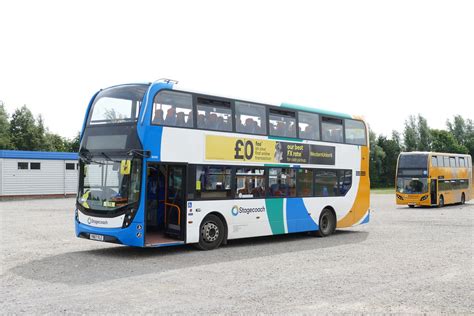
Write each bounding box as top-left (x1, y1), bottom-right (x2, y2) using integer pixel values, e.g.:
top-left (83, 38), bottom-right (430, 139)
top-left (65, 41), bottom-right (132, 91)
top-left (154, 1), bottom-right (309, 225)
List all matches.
top-left (76, 79), bottom-right (370, 250)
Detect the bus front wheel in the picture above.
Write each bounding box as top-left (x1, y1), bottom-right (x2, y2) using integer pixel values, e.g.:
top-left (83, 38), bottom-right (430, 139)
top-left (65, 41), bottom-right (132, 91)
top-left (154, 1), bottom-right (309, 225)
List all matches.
top-left (316, 208), bottom-right (336, 237)
top-left (439, 195), bottom-right (444, 208)
top-left (195, 214), bottom-right (225, 250)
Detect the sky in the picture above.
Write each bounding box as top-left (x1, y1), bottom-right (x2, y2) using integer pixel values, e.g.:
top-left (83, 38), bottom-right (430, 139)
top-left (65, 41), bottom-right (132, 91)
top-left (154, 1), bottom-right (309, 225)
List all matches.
top-left (1, 0), bottom-right (473, 139)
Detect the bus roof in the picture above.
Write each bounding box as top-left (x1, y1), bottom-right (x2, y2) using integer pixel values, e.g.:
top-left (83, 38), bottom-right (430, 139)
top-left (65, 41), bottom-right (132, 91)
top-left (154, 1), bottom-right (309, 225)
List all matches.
top-left (280, 102), bottom-right (353, 119)
top-left (400, 151), bottom-right (471, 157)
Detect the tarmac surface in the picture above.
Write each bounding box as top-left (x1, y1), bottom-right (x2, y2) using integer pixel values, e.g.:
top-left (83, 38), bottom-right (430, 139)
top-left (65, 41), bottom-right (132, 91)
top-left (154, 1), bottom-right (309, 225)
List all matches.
top-left (1, 195), bottom-right (473, 314)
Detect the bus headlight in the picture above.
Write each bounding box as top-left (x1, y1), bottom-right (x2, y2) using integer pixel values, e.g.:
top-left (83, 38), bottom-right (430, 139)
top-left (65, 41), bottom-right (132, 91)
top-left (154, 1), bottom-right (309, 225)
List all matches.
top-left (122, 208), bottom-right (136, 228)
top-left (396, 194), bottom-right (404, 200)
top-left (420, 195), bottom-right (428, 201)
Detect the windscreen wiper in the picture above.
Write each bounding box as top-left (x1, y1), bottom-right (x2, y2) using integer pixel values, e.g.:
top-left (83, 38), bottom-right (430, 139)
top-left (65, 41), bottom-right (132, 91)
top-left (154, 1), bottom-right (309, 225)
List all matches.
top-left (100, 152), bottom-right (122, 163)
top-left (127, 149), bottom-right (150, 158)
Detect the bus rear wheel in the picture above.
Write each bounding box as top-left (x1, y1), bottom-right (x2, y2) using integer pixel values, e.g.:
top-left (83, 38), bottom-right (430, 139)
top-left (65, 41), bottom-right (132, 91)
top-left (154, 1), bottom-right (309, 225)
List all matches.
top-left (461, 193), bottom-right (465, 205)
top-left (408, 205), bottom-right (415, 208)
top-left (316, 208), bottom-right (336, 237)
top-left (439, 195), bottom-right (444, 208)
top-left (195, 214), bottom-right (225, 250)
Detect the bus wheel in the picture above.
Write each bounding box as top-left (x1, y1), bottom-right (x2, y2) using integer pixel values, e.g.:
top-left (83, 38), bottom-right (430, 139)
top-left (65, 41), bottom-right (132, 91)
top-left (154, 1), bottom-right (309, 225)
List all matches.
top-left (461, 193), bottom-right (465, 205)
top-left (408, 205), bottom-right (415, 208)
top-left (316, 208), bottom-right (336, 237)
top-left (439, 195), bottom-right (444, 208)
top-left (196, 214), bottom-right (225, 250)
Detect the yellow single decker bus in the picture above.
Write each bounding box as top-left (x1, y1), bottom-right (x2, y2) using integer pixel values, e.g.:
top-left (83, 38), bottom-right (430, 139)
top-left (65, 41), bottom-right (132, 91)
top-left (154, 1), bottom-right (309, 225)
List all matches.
top-left (396, 152), bottom-right (472, 207)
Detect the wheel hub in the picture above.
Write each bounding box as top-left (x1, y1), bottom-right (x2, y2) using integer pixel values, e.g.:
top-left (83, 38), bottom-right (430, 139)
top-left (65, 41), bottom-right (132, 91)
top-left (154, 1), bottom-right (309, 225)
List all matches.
top-left (202, 222), bottom-right (219, 242)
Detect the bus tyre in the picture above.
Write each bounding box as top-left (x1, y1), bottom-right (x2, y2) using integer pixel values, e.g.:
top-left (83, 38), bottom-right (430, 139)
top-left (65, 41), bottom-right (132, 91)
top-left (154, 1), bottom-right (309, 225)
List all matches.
top-left (439, 195), bottom-right (444, 208)
top-left (408, 205), bottom-right (415, 208)
top-left (316, 208), bottom-right (336, 237)
top-left (196, 214), bottom-right (225, 250)
top-left (461, 193), bottom-right (465, 205)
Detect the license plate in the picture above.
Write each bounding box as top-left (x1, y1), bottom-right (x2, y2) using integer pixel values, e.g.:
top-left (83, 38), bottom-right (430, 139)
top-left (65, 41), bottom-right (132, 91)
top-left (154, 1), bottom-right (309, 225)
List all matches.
top-left (90, 234), bottom-right (104, 241)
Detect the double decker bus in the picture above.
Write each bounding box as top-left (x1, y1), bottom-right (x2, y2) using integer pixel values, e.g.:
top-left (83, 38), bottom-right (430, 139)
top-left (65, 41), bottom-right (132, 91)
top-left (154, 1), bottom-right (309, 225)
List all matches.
top-left (75, 79), bottom-right (370, 250)
top-left (396, 152), bottom-right (472, 207)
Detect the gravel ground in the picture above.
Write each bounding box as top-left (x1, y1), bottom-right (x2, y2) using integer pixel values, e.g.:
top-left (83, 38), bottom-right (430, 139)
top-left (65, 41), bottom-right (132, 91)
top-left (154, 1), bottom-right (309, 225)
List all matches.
top-left (1, 195), bottom-right (473, 314)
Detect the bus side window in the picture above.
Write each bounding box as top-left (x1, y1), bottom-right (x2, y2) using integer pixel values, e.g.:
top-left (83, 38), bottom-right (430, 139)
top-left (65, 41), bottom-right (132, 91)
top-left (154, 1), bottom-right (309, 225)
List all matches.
top-left (437, 156), bottom-right (444, 167)
top-left (431, 156), bottom-right (438, 167)
top-left (345, 119), bottom-right (366, 145)
top-left (459, 157), bottom-right (465, 167)
top-left (444, 156), bottom-right (449, 168)
top-left (235, 168), bottom-right (266, 198)
top-left (153, 91), bottom-right (193, 127)
top-left (321, 117), bottom-right (344, 143)
top-left (235, 102), bottom-right (267, 135)
top-left (298, 112), bottom-right (320, 141)
top-left (449, 157), bottom-right (456, 168)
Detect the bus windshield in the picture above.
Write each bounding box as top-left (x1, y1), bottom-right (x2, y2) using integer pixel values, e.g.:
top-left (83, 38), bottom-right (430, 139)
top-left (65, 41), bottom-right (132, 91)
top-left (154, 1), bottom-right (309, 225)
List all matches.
top-left (396, 177), bottom-right (428, 194)
top-left (88, 84), bottom-right (149, 125)
top-left (78, 157), bottom-right (142, 213)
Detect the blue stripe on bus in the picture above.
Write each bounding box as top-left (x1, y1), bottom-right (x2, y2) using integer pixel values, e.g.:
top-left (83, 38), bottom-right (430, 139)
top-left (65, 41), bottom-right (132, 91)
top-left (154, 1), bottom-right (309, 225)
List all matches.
top-left (286, 198), bottom-right (319, 233)
top-left (360, 211), bottom-right (370, 225)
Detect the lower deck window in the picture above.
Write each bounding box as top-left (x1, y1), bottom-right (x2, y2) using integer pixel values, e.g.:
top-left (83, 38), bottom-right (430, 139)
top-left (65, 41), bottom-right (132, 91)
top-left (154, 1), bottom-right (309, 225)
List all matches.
top-left (315, 170), bottom-right (338, 196)
top-left (296, 169), bottom-right (313, 197)
top-left (196, 166), bottom-right (231, 198)
top-left (191, 165), bottom-right (353, 200)
top-left (235, 168), bottom-right (265, 198)
top-left (268, 168), bottom-right (296, 197)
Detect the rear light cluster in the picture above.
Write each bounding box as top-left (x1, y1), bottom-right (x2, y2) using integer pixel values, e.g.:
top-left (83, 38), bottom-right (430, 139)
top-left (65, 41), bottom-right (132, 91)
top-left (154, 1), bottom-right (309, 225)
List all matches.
top-left (420, 195), bottom-right (429, 201)
top-left (396, 194), bottom-right (404, 200)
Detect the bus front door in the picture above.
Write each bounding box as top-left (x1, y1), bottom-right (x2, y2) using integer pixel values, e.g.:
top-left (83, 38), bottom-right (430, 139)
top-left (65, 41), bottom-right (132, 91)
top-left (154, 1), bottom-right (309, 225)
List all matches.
top-left (163, 165), bottom-right (186, 238)
top-left (430, 179), bottom-right (437, 205)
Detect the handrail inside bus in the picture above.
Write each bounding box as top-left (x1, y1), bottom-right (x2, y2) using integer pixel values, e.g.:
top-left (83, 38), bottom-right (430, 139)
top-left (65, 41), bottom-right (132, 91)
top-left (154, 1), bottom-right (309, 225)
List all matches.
top-left (159, 200), bottom-right (181, 226)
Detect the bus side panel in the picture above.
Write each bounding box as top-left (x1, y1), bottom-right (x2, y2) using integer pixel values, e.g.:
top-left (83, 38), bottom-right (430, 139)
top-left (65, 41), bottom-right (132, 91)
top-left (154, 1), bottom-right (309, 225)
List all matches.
top-left (337, 145), bottom-right (370, 228)
top-left (186, 199), bottom-right (274, 243)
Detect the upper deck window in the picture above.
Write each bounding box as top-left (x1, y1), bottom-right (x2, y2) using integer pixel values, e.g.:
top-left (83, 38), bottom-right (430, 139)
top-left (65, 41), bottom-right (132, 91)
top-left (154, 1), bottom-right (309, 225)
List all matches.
top-left (235, 102), bottom-right (266, 135)
top-left (197, 98), bottom-right (232, 132)
top-left (152, 91), bottom-right (193, 127)
top-left (321, 117), bottom-right (343, 143)
top-left (459, 157), bottom-right (465, 167)
top-left (345, 119), bottom-right (366, 145)
top-left (431, 156), bottom-right (438, 167)
top-left (444, 156), bottom-right (449, 167)
top-left (89, 84), bottom-right (149, 125)
top-left (298, 112), bottom-right (320, 140)
top-left (449, 157), bottom-right (456, 167)
top-left (437, 156), bottom-right (444, 167)
top-left (269, 109), bottom-right (297, 138)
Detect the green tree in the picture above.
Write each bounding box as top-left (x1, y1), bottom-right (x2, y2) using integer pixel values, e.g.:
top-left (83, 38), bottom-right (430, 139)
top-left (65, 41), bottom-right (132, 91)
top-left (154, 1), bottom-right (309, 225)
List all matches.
top-left (403, 115), bottom-right (418, 151)
top-left (9, 105), bottom-right (39, 150)
top-left (65, 132), bottom-right (81, 152)
top-left (44, 133), bottom-right (67, 152)
top-left (417, 114), bottom-right (431, 151)
top-left (430, 129), bottom-right (467, 154)
top-left (369, 130), bottom-right (387, 188)
top-left (377, 131), bottom-right (402, 187)
top-left (447, 116), bottom-right (474, 157)
top-left (0, 102), bottom-right (12, 149)
top-left (35, 114), bottom-right (48, 150)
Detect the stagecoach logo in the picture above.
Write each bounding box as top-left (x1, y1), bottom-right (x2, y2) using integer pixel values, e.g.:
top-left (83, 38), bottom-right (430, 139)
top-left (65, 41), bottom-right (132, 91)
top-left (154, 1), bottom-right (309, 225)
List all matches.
top-left (231, 205), bottom-right (239, 216)
top-left (87, 217), bottom-right (109, 225)
top-left (231, 205), bottom-right (266, 216)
